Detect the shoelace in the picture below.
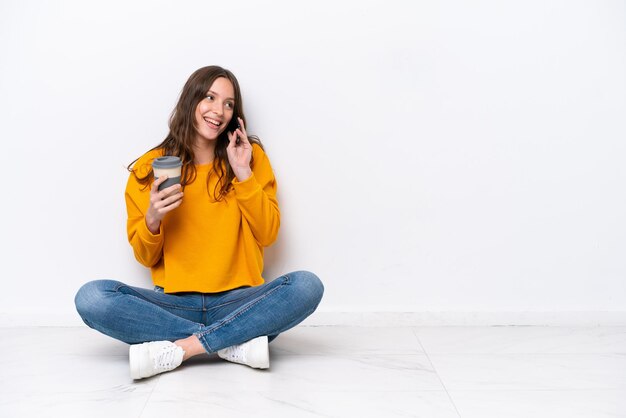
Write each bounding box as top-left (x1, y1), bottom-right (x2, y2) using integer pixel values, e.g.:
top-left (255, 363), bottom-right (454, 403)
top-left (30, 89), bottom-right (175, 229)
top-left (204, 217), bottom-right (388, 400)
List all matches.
top-left (154, 345), bottom-right (180, 371)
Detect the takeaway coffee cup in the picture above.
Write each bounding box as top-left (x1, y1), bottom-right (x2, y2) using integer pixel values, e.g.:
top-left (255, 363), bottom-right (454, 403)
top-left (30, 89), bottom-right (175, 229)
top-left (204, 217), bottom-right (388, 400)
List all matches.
top-left (152, 156), bottom-right (182, 191)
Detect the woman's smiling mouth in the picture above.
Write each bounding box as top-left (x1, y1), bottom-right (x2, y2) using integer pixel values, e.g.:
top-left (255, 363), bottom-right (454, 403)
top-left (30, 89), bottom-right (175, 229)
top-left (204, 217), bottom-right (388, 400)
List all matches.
top-left (204, 117), bottom-right (222, 129)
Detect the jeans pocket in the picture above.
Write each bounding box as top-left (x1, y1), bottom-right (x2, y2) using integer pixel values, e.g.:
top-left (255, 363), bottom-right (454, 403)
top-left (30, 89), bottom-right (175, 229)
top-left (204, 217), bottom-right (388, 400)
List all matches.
top-left (154, 285), bottom-right (164, 293)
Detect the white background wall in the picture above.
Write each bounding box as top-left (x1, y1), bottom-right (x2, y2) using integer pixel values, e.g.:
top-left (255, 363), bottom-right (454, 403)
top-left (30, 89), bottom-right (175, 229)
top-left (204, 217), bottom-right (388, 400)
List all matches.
top-left (1, 0), bottom-right (625, 325)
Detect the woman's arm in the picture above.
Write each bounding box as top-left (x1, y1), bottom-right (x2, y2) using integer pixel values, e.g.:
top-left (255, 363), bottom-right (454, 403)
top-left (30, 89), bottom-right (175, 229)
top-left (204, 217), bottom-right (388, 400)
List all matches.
top-left (125, 184), bottom-right (165, 267)
top-left (124, 169), bottom-right (184, 267)
top-left (227, 120), bottom-right (280, 246)
top-left (231, 145), bottom-right (281, 247)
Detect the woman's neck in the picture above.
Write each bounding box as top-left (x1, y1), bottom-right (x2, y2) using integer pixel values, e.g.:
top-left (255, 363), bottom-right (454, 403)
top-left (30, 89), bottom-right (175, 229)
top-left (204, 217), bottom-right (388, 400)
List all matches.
top-left (193, 139), bottom-right (216, 165)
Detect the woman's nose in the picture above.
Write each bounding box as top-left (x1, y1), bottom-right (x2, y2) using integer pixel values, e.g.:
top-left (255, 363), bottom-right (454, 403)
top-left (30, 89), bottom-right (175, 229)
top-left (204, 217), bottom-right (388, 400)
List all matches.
top-left (211, 102), bottom-right (225, 116)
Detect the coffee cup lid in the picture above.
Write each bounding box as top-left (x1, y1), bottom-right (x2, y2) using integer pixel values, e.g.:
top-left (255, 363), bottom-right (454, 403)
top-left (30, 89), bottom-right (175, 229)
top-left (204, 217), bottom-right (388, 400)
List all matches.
top-left (152, 156), bottom-right (182, 169)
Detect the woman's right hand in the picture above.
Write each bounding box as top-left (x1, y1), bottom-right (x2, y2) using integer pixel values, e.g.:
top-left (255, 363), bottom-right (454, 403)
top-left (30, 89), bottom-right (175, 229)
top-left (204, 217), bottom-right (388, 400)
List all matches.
top-left (145, 176), bottom-right (184, 234)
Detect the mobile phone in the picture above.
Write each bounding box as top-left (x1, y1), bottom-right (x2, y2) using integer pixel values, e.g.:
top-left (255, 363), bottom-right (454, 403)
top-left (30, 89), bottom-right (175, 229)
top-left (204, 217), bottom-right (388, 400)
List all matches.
top-left (228, 115), bottom-right (240, 132)
top-left (228, 115), bottom-right (241, 144)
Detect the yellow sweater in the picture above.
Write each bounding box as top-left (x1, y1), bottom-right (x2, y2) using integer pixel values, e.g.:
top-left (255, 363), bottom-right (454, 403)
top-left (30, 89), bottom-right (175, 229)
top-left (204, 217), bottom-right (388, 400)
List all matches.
top-left (124, 143), bottom-right (280, 293)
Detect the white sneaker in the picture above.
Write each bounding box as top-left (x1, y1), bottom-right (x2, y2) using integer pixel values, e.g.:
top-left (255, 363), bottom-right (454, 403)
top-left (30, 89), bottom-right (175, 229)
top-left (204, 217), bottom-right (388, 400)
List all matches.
top-left (129, 341), bottom-right (185, 379)
top-left (217, 336), bottom-right (269, 369)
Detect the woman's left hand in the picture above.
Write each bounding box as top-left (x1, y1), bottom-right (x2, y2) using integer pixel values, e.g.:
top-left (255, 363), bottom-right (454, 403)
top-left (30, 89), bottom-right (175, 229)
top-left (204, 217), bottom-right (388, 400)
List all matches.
top-left (227, 117), bottom-right (253, 181)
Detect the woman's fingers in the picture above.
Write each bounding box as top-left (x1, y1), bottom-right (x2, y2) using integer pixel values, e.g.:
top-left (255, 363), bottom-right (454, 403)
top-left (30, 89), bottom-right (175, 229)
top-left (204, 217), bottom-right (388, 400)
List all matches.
top-left (237, 117), bottom-right (246, 134)
top-left (152, 180), bottom-right (179, 197)
top-left (147, 175), bottom-right (182, 224)
top-left (235, 118), bottom-right (250, 144)
top-left (151, 179), bottom-right (182, 206)
top-left (154, 190), bottom-right (183, 211)
top-left (151, 175), bottom-right (168, 193)
top-left (235, 128), bottom-right (248, 144)
top-left (160, 183), bottom-right (181, 196)
top-left (159, 193), bottom-right (183, 211)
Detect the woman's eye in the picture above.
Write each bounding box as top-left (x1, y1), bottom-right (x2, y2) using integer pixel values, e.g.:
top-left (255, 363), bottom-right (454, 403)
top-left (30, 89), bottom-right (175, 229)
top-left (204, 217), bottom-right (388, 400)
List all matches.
top-left (205, 95), bottom-right (213, 101)
top-left (225, 102), bottom-right (234, 109)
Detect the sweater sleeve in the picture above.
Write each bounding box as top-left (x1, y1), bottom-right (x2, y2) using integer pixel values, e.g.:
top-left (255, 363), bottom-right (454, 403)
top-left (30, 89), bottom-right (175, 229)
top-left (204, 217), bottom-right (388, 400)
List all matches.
top-left (124, 159), bottom-right (164, 267)
top-left (232, 145), bottom-right (280, 246)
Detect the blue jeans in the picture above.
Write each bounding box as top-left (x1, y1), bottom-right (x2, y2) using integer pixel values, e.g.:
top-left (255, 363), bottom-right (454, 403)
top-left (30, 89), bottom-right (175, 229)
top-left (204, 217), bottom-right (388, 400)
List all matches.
top-left (74, 271), bottom-right (324, 353)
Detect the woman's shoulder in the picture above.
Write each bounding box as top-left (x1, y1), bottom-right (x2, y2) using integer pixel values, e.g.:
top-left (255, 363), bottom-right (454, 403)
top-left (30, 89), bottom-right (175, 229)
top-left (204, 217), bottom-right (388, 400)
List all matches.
top-left (251, 142), bottom-right (264, 155)
top-left (130, 148), bottom-right (165, 176)
top-left (251, 142), bottom-right (270, 163)
top-left (250, 142), bottom-right (277, 182)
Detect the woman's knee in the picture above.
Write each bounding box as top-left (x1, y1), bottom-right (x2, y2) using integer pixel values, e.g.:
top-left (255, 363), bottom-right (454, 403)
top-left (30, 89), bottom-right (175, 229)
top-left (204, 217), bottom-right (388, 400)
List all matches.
top-left (288, 270), bottom-right (324, 307)
top-left (74, 279), bottom-right (120, 323)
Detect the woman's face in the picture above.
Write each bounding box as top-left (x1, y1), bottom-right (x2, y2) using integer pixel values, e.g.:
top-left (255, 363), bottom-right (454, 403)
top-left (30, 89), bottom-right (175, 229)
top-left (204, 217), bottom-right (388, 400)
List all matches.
top-left (194, 77), bottom-right (235, 143)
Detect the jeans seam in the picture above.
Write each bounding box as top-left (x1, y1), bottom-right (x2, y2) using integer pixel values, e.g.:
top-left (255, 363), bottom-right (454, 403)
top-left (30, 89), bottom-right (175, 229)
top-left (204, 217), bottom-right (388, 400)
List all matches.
top-left (114, 283), bottom-right (204, 312)
top-left (203, 286), bottom-right (268, 312)
top-left (196, 275), bottom-right (290, 340)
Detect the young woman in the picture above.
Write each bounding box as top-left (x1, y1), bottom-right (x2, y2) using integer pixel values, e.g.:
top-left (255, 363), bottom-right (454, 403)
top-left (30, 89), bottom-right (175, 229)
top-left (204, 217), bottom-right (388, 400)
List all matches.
top-left (74, 66), bottom-right (324, 380)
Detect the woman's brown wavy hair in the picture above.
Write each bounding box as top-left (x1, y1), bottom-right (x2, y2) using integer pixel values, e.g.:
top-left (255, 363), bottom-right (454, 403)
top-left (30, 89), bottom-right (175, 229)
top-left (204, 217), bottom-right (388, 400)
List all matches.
top-left (127, 65), bottom-right (262, 201)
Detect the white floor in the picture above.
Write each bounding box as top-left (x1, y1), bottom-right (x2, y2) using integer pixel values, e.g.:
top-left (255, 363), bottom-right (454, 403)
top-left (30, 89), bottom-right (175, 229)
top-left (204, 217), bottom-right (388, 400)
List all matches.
top-left (1, 326), bottom-right (625, 418)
